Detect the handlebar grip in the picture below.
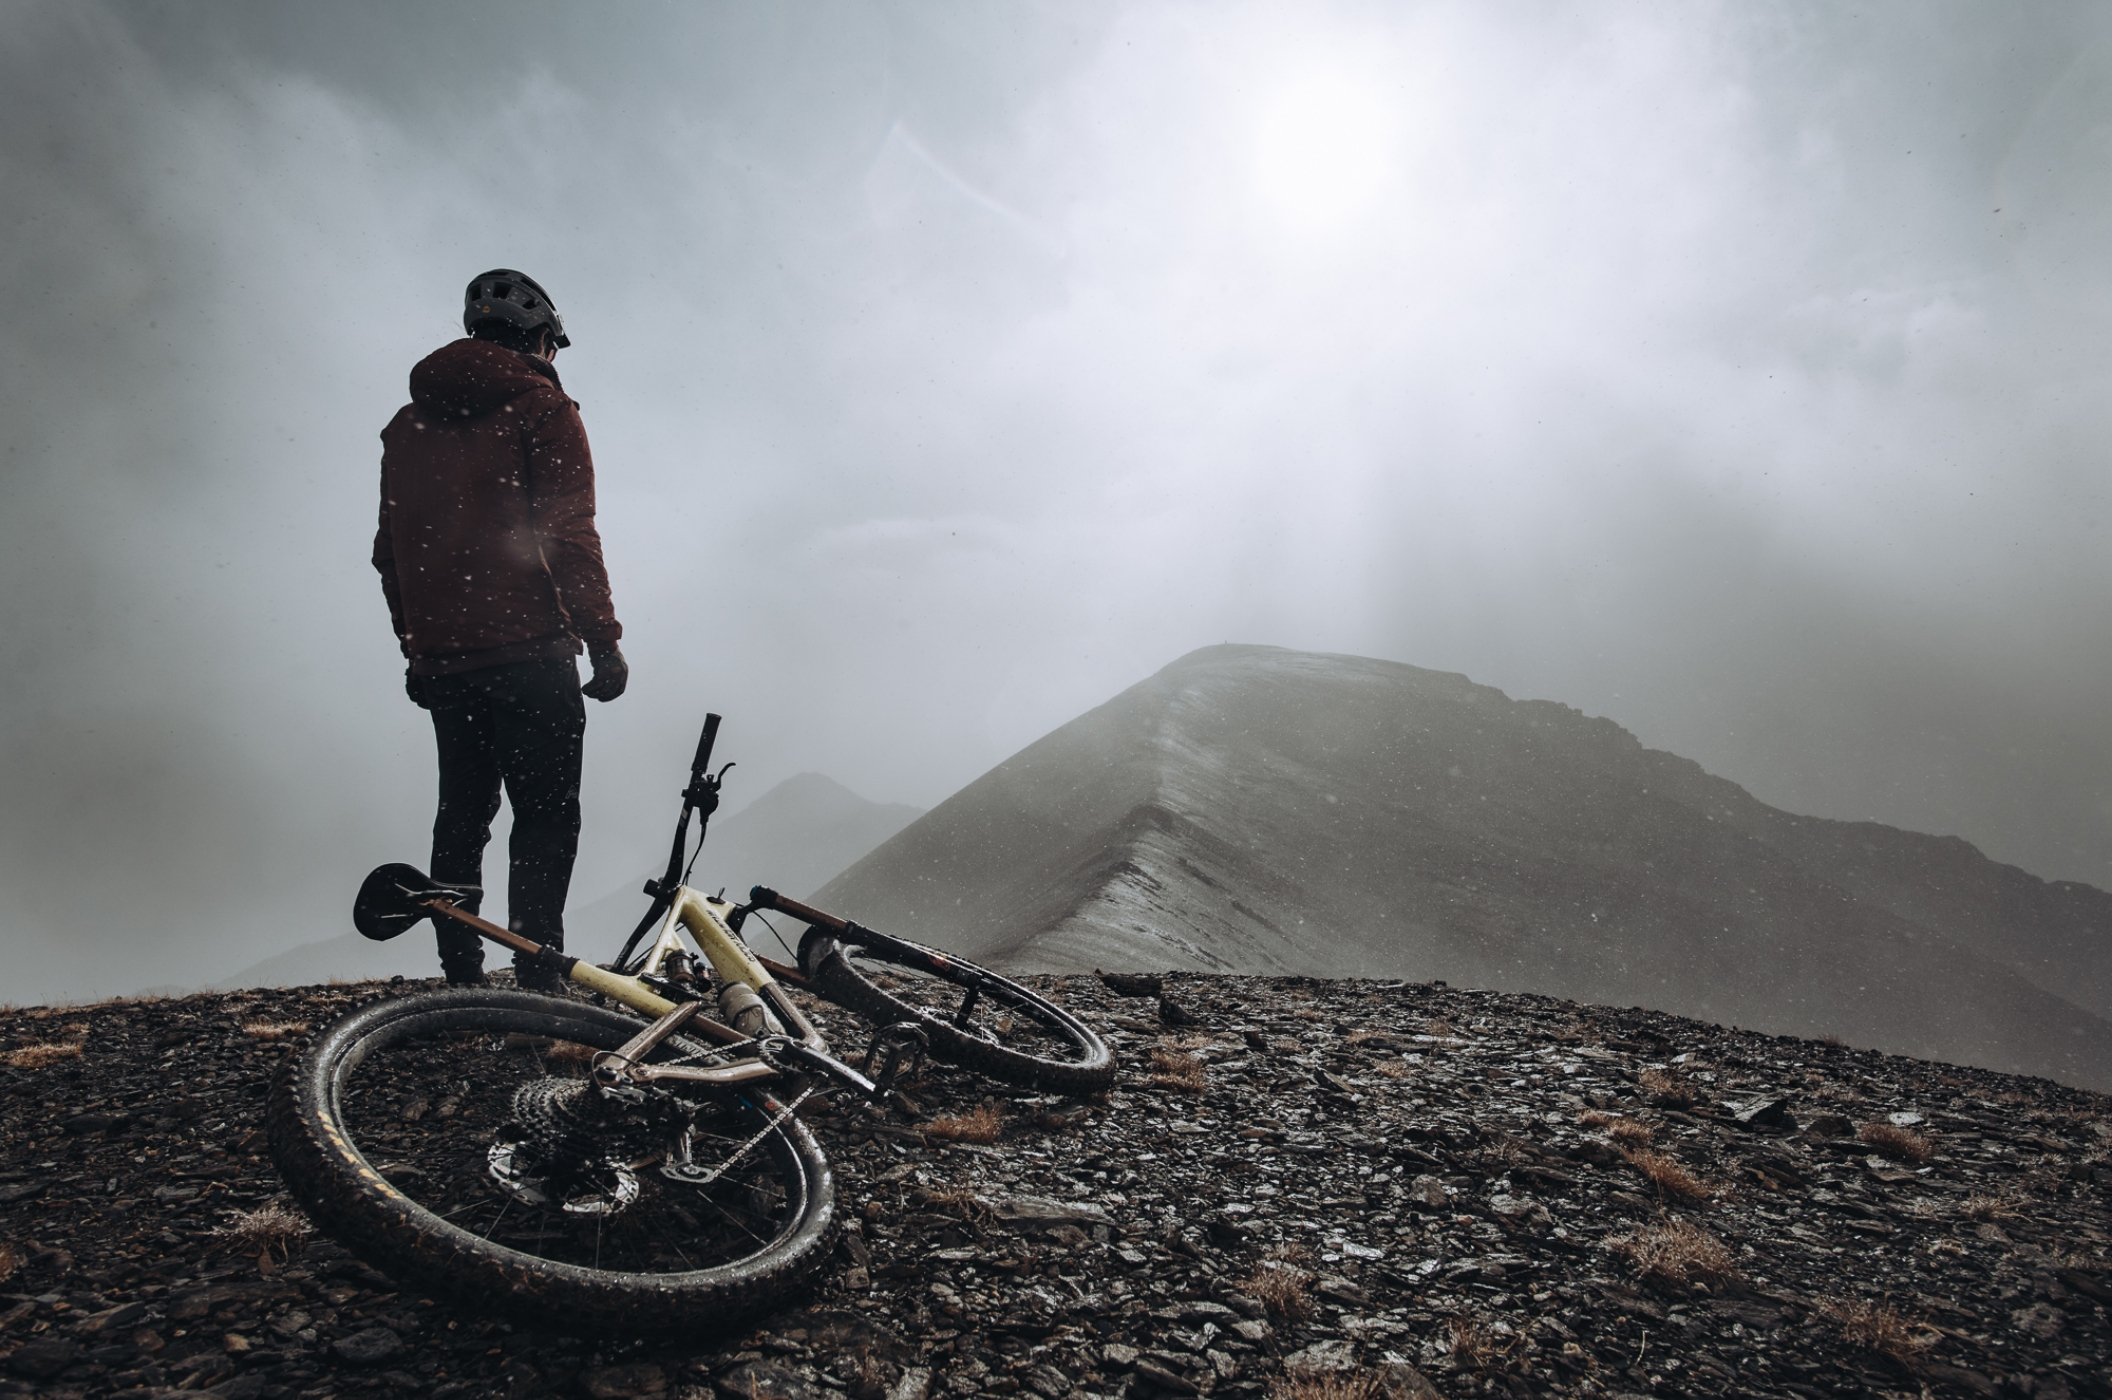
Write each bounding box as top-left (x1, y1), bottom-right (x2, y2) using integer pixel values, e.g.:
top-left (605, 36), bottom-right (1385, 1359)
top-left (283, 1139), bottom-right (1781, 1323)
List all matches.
top-left (690, 713), bottom-right (721, 783)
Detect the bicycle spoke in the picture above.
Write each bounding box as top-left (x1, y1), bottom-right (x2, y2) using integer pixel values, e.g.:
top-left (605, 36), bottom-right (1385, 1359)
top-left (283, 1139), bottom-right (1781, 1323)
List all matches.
top-left (336, 1020), bottom-right (806, 1279)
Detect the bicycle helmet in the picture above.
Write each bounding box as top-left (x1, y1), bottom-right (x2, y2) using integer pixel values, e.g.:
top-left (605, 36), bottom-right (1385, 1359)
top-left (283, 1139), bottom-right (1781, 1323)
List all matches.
top-left (462, 268), bottom-right (570, 349)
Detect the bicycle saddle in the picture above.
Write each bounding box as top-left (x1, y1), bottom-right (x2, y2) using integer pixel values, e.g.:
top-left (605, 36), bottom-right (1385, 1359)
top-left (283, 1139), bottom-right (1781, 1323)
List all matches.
top-left (354, 862), bottom-right (483, 941)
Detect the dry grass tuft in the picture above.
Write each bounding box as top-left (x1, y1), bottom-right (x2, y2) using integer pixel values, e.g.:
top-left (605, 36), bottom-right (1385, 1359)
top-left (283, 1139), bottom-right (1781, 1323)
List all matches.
top-left (1579, 1109), bottom-right (1617, 1128)
top-left (1275, 1369), bottom-right (1381, 1400)
top-left (916, 1183), bottom-right (995, 1222)
top-left (1269, 1240), bottom-right (1315, 1267)
top-left (1612, 1217), bottom-right (1740, 1285)
top-left (923, 1102), bottom-right (1002, 1144)
top-left (0, 1244), bottom-right (16, 1288)
top-left (213, 1204), bottom-right (311, 1260)
top-left (4, 1023), bottom-right (88, 1068)
top-left (547, 1040), bottom-right (597, 1064)
top-left (1243, 1243), bottom-right (1315, 1324)
top-left (1608, 1118), bottom-right (1656, 1148)
top-left (1822, 1297), bottom-right (1935, 1360)
top-left (1624, 1148), bottom-right (1709, 1201)
top-left (1374, 1059), bottom-right (1415, 1080)
top-left (1291, 1007), bottom-right (1327, 1023)
top-left (240, 1020), bottom-right (310, 1041)
top-left (1858, 1121), bottom-right (1934, 1164)
top-left (1149, 1047), bottom-right (1209, 1095)
top-left (1031, 1104), bottom-right (1091, 1132)
top-left (1638, 1067), bottom-right (1698, 1108)
top-left (1445, 1314), bottom-right (1501, 1369)
top-left (1962, 1191), bottom-right (2022, 1222)
top-left (4, 1041), bottom-right (83, 1068)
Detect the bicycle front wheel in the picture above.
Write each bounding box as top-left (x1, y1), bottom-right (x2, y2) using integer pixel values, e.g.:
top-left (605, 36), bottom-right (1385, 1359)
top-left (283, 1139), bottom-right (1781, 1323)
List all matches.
top-left (268, 988), bottom-right (836, 1335)
top-left (800, 928), bottom-right (1115, 1094)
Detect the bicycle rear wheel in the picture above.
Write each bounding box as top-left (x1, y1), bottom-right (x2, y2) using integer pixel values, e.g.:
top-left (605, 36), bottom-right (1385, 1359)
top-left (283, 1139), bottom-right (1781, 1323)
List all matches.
top-left (268, 988), bottom-right (836, 1335)
top-left (799, 927), bottom-right (1115, 1094)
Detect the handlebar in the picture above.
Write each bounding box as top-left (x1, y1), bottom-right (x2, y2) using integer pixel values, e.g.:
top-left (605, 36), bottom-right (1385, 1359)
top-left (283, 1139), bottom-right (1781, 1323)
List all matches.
top-left (683, 715), bottom-right (728, 810)
top-left (690, 714), bottom-right (720, 786)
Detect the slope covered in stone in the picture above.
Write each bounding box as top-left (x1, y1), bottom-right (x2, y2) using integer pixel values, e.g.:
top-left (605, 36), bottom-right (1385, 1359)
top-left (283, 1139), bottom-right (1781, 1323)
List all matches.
top-left (1, 976), bottom-right (2106, 1399)
top-left (816, 645), bottom-right (2112, 1089)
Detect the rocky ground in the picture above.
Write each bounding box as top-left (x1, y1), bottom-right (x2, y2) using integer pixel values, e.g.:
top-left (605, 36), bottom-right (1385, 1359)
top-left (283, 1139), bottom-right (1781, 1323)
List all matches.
top-left (1, 972), bottom-right (2108, 1400)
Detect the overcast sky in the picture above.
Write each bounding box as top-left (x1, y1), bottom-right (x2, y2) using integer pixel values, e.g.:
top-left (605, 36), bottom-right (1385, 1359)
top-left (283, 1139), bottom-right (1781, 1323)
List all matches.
top-left (7, 1), bottom-right (2112, 1003)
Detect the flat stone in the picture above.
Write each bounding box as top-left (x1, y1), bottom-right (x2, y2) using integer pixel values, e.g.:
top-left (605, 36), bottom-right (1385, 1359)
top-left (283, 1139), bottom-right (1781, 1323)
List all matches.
top-left (583, 1362), bottom-right (670, 1398)
top-left (1919, 1363), bottom-right (1997, 1397)
top-left (1732, 1098), bottom-right (1795, 1131)
top-left (1285, 1339), bottom-right (1357, 1373)
top-left (71, 1301), bottom-right (147, 1335)
top-left (1131, 1358), bottom-right (1198, 1394)
top-left (991, 1194), bottom-right (1113, 1226)
top-left (1158, 996), bottom-right (1206, 1027)
top-left (2010, 1302), bottom-right (2065, 1340)
top-left (4, 1338), bottom-right (81, 1379)
top-left (329, 1327), bottom-right (406, 1366)
top-left (1022, 1362), bottom-right (1072, 1398)
top-left (1377, 1361), bottom-right (1445, 1400)
top-left (718, 1361), bottom-right (826, 1400)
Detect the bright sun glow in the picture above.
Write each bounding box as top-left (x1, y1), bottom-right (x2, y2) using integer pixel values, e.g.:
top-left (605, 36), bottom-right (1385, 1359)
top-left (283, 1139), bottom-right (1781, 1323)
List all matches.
top-left (1254, 73), bottom-right (1396, 231)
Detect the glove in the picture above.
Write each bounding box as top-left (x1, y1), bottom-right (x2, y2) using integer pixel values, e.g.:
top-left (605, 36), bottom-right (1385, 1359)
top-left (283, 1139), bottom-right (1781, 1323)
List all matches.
top-left (582, 645), bottom-right (629, 702)
top-left (404, 666), bottom-right (430, 709)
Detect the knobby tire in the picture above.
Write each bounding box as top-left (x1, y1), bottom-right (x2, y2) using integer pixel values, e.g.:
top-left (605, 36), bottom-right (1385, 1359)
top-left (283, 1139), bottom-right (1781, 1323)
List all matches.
top-left (799, 930), bottom-right (1115, 1094)
top-left (267, 987), bottom-right (836, 1335)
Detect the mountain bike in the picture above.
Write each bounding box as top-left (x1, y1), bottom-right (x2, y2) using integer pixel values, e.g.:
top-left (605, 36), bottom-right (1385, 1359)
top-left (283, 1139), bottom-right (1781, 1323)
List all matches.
top-left (268, 714), bottom-right (1113, 1334)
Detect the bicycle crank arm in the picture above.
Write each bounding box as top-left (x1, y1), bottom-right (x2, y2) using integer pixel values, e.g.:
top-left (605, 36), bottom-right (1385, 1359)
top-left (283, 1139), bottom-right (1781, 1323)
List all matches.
top-left (755, 1036), bottom-right (884, 1101)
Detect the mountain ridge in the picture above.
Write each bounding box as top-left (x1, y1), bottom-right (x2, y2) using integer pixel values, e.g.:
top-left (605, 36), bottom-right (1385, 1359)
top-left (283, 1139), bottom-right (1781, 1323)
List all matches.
top-left (816, 644), bottom-right (2112, 1089)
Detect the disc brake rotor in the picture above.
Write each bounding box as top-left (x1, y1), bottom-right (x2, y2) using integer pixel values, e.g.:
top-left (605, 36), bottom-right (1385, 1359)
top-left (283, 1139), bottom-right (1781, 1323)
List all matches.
top-left (487, 1139), bottom-right (641, 1216)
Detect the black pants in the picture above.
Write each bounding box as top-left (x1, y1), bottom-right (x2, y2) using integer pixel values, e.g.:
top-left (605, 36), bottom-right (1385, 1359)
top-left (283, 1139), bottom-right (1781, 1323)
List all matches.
top-left (416, 658), bottom-right (586, 971)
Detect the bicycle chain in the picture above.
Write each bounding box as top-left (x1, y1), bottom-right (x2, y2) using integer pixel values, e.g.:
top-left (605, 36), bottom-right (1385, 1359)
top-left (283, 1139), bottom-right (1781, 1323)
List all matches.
top-left (671, 1085), bottom-right (815, 1188)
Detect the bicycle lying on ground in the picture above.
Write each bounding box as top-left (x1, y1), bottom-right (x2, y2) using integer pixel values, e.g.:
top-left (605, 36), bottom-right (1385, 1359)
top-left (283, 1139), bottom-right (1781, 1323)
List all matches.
top-left (268, 715), bottom-right (1114, 1334)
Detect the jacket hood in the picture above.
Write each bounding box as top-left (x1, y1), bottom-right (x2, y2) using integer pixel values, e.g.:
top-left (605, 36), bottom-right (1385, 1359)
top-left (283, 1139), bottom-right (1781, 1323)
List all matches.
top-left (409, 337), bottom-right (565, 420)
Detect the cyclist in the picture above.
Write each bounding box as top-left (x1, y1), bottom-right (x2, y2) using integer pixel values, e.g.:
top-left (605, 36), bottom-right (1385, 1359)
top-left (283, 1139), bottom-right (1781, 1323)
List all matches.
top-left (371, 269), bottom-right (628, 990)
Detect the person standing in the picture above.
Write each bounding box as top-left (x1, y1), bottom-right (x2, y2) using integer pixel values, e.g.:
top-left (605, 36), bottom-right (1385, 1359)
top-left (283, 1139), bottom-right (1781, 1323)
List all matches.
top-left (372, 270), bottom-right (628, 989)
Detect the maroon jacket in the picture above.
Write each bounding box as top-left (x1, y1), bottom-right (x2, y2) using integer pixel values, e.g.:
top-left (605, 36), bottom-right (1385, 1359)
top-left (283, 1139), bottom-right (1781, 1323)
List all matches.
top-left (373, 338), bottom-right (622, 675)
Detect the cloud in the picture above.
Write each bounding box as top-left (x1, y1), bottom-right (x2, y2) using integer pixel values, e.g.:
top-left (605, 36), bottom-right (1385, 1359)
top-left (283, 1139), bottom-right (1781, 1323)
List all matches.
top-left (5, 1), bottom-right (2112, 1004)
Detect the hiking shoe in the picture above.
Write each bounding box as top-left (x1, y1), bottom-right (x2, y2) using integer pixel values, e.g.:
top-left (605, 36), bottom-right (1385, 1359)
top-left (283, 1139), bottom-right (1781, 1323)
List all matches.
top-left (515, 960), bottom-right (569, 997)
top-left (442, 959), bottom-right (490, 988)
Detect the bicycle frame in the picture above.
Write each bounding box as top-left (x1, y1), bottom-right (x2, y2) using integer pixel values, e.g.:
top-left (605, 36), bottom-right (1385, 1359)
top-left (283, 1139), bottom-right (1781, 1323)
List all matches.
top-left (419, 888), bottom-right (880, 1098)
